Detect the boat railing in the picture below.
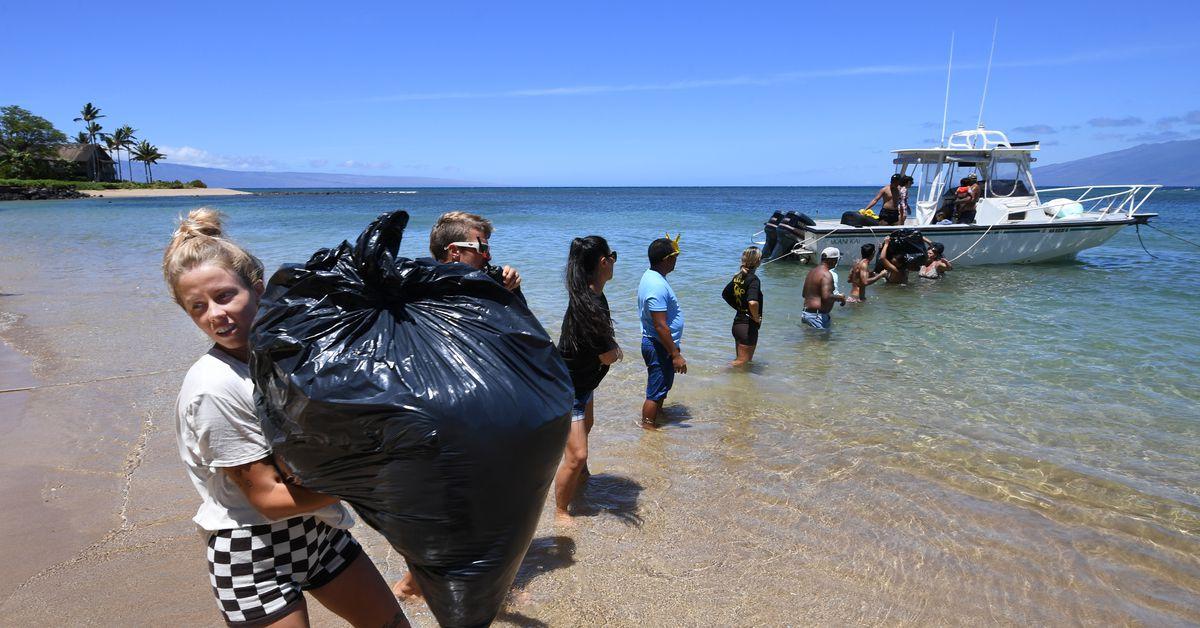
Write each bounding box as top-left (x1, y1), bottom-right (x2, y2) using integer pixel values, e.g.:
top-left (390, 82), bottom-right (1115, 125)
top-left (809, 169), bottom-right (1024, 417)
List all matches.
top-left (1011, 184), bottom-right (1160, 219)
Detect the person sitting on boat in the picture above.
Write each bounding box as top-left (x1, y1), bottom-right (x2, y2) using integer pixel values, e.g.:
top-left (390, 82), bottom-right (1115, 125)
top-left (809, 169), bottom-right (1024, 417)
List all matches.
top-left (953, 174), bottom-right (982, 224)
top-left (846, 243), bottom-right (887, 302)
top-left (919, 242), bottom-right (953, 278)
top-left (800, 247), bottom-right (846, 329)
top-left (861, 174), bottom-right (903, 226)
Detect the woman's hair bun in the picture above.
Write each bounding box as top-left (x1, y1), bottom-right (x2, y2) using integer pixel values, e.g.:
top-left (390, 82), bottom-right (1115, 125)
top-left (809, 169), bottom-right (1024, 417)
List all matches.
top-left (175, 207), bottom-right (224, 240)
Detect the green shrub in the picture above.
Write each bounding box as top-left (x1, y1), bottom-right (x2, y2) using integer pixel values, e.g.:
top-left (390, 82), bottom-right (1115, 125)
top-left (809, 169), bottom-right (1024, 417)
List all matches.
top-left (188, 179), bottom-right (207, 188)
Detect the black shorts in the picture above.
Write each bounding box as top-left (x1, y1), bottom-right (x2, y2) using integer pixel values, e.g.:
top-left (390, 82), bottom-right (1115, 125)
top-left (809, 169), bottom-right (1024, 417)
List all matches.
top-left (880, 209), bottom-right (900, 225)
top-left (732, 320), bottom-right (760, 346)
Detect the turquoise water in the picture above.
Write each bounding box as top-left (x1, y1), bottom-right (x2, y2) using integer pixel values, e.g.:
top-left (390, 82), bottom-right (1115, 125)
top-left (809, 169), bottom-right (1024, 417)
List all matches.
top-left (2, 187), bottom-right (1197, 623)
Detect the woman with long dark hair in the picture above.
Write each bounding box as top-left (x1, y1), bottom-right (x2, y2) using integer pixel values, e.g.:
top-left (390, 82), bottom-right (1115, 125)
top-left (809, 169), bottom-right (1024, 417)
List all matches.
top-left (554, 236), bottom-right (621, 523)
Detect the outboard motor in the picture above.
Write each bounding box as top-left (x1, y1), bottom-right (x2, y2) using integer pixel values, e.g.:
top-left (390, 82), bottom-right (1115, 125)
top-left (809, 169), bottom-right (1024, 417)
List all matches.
top-left (771, 211), bottom-right (803, 260)
top-left (761, 211), bottom-right (784, 260)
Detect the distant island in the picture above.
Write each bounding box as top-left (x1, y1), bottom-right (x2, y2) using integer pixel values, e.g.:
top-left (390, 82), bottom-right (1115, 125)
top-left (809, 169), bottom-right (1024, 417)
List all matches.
top-left (1033, 138), bottom-right (1200, 187)
top-left (144, 162), bottom-right (491, 189)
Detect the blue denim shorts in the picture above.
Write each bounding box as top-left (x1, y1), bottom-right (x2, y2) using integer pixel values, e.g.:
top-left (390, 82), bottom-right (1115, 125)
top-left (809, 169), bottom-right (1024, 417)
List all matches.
top-left (571, 389), bottom-right (594, 422)
top-left (641, 336), bottom-right (675, 401)
top-left (801, 310), bottom-right (831, 330)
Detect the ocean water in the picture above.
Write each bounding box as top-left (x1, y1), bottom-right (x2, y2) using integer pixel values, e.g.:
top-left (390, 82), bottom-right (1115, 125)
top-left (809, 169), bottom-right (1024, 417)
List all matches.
top-left (1, 187), bottom-right (1197, 623)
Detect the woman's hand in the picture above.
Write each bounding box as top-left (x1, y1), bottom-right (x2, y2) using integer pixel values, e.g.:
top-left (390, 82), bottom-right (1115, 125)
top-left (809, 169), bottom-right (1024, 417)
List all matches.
top-left (599, 346), bottom-right (622, 365)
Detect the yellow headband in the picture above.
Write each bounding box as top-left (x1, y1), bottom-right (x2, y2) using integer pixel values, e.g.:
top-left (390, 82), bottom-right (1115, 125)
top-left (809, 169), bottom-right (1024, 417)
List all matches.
top-left (664, 232), bottom-right (681, 258)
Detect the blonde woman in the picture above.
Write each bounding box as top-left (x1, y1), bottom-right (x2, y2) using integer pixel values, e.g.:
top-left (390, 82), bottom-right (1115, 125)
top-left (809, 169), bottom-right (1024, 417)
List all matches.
top-left (722, 246), bottom-right (763, 366)
top-left (164, 209), bottom-right (406, 628)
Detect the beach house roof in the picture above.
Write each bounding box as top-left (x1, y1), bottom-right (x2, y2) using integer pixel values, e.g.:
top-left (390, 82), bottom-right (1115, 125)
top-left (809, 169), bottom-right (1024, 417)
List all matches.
top-left (56, 143), bottom-right (114, 163)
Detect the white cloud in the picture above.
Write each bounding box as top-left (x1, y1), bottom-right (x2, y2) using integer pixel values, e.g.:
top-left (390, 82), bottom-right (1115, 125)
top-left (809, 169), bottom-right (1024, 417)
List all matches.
top-left (159, 145), bottom-right (281, 170)
top-left (339, 44), bottom-right (1191, 104)
top-left (338, 160), bottom-right (393, 170)
top-left (1088, 116), bottom-right (1144, 128)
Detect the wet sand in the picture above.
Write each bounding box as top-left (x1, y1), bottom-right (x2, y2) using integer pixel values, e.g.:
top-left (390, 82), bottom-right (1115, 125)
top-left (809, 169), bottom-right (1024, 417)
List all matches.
top-left (1, 197), bottom-right (1196, 626)
top-left (79, 188), bottom-right (251, 198)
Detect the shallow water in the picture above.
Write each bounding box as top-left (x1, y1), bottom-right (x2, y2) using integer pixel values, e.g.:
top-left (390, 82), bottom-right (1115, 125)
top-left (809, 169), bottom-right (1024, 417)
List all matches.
top-left (1, 187), bottom-right (1197, 624)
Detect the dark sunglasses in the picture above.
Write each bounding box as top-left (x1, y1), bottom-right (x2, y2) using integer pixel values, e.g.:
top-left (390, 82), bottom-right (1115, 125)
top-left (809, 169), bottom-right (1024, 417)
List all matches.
top-left (605, 250), bottom-right (618, 261)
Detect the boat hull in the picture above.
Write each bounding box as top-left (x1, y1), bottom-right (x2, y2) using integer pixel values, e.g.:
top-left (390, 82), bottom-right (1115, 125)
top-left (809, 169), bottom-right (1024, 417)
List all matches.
top-left (781, 217), bottom-right (1150, 266)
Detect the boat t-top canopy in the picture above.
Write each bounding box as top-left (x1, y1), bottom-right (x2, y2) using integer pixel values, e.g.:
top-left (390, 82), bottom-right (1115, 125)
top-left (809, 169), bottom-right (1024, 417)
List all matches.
top-left (892, 127), bottom-right (1040, 164)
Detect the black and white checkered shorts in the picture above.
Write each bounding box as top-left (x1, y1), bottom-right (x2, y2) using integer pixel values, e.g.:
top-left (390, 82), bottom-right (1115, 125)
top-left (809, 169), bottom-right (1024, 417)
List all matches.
top-left (207, 516), bottom-right (362, 626)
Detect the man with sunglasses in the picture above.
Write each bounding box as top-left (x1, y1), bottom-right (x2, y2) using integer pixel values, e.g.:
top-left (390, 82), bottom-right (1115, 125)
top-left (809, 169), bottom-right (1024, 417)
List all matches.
top-left (637, 236), bottom-right (686, 430)
top-left (428, 211), bottom-right (522, 295)
top-left (393, 210), bottom-right (524, 601)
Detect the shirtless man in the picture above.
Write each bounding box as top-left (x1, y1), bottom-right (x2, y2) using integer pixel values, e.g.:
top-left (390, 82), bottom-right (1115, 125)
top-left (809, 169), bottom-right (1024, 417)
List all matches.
top-left (846, 243), bottom-right (887, 302)
top-left (862, 174), bottom-right (903, 226)
top-left (800, 247), bottom-right (846, 329)
top-left (954, 173), bottom-right (982, 224)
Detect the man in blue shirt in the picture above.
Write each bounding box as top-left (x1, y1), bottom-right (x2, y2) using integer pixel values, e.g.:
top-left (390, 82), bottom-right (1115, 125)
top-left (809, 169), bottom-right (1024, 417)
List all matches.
top-left (637, 236), bottom-right (686, 429)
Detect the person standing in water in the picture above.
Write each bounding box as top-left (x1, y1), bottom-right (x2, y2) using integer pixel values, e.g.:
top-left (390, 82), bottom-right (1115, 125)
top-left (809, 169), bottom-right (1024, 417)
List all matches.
top-left (637, 235), bottom-right (686, 429)
top-left (863, 174), bottom-right (903, 226)
top-left (846, 243), bottom-right (887, 303)
top-left (554, 236), bottom-right (621, 523)
top-left (723, 246), bottom-right (763, 366)
top-left (920, 242), bottom-right (953, 278)
top-left (164, 209), bottom-right (408, 628)
top-left (800, 247), bottom-right (846, 329)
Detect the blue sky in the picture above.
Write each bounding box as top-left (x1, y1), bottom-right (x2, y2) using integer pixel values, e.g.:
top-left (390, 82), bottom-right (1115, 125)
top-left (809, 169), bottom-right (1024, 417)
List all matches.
top-left (7, 0), bottom-right (1198, 185)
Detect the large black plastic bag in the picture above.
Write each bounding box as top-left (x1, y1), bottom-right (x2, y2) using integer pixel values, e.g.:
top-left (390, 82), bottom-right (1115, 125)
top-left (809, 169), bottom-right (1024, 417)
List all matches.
top-left (249, 211), bottom-right (572, 627)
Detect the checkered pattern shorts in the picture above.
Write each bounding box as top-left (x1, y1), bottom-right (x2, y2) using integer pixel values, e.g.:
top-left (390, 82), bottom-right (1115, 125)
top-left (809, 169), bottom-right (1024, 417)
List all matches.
top-left (207, 516), bottom-right (362, 626)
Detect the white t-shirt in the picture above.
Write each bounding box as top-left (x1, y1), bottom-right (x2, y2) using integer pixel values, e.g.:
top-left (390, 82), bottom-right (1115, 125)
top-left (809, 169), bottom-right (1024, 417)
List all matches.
top-left (175, 346), bottom-right (353, 533)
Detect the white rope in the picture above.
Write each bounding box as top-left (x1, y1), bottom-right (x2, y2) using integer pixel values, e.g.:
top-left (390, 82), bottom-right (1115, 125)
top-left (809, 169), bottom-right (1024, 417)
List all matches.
top-left (947, 221), bottom-right (998, 263)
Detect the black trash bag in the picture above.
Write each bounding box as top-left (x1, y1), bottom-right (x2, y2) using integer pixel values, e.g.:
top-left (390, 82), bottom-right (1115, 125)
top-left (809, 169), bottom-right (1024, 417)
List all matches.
top-left (840, 210), bottom-right (879, 227)
top-left (249, 210), bottom-right (572, 627)
top-left (874, 228), bottom-right (929, 272)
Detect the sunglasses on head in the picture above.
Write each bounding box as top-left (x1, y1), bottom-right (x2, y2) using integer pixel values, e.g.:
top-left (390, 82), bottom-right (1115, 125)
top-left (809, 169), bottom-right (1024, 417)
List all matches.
top-left (447, 238), bottom-right (490, 254)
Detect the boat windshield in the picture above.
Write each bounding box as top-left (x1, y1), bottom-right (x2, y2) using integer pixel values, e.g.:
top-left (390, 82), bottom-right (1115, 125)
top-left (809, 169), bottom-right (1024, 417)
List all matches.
top-left (988, 155), bottom-right (1035, 197)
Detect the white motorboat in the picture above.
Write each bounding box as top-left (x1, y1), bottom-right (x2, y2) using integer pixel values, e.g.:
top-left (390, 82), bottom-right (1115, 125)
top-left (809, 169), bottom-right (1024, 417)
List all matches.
top-left (761, 127), bottom-right (1159, 265)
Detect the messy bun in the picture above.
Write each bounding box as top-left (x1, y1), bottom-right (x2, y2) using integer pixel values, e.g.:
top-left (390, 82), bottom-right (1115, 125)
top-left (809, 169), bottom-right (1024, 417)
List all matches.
top-left (163, 208), bottom-right (264, 306)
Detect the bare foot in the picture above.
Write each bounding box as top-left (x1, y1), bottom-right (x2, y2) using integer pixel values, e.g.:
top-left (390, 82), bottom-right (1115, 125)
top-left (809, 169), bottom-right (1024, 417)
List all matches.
top-left (554, 510), bottom-right (576, 527)
top-left (637, 418), bottom-right (658, 431)
top-left (392, 573), bottom-right (423, 600)
top-left (730, 359), bottom-right (746, 367)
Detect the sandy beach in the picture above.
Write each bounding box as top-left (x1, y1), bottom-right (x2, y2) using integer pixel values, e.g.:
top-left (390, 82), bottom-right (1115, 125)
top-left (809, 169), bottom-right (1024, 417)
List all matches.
top-left (79, 188), bottom-right (251, 198)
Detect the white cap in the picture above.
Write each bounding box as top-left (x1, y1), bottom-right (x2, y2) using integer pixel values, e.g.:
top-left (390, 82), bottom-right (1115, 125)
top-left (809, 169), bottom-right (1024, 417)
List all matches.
top-left (821, 246), bottom-right (841, 259)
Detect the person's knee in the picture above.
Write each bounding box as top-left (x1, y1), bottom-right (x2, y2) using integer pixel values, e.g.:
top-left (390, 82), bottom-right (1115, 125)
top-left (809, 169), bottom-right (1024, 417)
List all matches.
top-left (564, 440), bottom-right (588, 469)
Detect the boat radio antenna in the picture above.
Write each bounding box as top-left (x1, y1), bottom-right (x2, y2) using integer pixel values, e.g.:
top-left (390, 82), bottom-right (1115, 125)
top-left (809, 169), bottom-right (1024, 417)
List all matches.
top-left (939, 32), bottom-right (955, 147)
top-left (977, 19), bottom-right (998, 130)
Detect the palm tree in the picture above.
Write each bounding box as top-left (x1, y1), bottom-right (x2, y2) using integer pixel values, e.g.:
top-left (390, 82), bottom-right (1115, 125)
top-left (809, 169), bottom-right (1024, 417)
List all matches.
top-left (74, 131), bottom-right (90, 144)
top-left (73, 103), bottom-right (105, 181)
top-left (103, 134), bottom-right (124, 181)
top-left (131, 140), bottom-right (165, 183)
top-left (114, 125), bottom-right (137, 183)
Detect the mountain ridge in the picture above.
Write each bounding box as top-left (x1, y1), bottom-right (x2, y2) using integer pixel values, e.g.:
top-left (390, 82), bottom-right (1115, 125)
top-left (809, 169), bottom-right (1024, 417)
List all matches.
top-left (1032, 139), bottom-right (1200, 186)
